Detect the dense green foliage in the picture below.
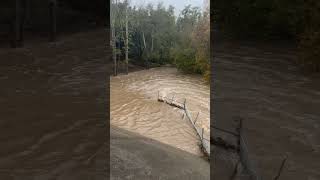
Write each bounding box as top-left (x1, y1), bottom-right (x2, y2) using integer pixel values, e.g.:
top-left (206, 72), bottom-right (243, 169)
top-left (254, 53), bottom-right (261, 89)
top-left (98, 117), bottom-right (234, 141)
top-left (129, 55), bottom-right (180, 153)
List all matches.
top-left (111, 1), bottom-right (210, 81)
top-left (213, 0), bottom-right (320, 71)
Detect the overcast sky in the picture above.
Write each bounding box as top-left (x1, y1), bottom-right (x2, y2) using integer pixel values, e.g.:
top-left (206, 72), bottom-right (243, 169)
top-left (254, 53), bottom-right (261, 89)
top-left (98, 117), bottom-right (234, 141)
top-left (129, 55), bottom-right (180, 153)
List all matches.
top-left (129, 0), bottom-right (205, 17)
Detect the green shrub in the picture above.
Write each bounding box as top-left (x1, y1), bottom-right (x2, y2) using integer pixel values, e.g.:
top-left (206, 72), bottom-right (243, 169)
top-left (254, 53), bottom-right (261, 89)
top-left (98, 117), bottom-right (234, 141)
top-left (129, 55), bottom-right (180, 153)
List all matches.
top-left (174, 48), bottom-right (197, 73)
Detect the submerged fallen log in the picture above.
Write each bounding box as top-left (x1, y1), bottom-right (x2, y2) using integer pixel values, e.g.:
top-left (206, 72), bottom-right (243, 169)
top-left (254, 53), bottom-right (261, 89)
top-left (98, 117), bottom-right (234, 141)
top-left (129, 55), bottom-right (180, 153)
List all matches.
top-left (212, 137), bottom-right (238, 151)
top-left (157, 95), bottom-right (184, 109)
top-left (157, 93), bottom-right (210, 158)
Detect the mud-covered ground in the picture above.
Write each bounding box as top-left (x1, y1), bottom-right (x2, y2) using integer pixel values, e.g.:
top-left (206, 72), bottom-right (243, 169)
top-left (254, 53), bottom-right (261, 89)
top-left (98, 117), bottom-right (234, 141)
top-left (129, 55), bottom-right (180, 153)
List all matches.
top-left (212, 39), bottom-right (320, 179)
top-left (110, 126), bottom-right (210, 180)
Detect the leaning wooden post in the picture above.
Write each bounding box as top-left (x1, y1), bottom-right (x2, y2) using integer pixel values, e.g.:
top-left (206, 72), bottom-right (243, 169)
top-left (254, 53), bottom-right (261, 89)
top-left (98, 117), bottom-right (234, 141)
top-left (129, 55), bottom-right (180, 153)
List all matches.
top-left (201, 128), bottom-right (204, 140)
top-left (49, 0), bottom-right (57, 42)
top-left (183, 99), bottom-right (186, 109)
top-left (237, 118), bottom-right (243, 152)
top-left (171, 94), bottom-right (175, 103)
top-left (194, 112), bottom-right (200, 124)
top-left (273, 154), bottom-right (288, 180)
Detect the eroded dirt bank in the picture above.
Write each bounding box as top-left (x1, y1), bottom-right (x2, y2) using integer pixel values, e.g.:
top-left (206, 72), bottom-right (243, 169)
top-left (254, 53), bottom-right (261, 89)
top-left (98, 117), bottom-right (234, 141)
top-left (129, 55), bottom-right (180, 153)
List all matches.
top-left (110, 126), bottom-right (209, 180)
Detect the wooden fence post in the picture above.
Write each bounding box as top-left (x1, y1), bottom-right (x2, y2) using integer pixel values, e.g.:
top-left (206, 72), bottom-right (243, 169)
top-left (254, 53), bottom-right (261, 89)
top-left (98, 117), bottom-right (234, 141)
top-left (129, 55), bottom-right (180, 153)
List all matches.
top-left (171, 94), bottom-right (175, 103)
top-left (237, 118), bottom-right (243, 151)
top-left (194, 112), bottom-right (200, 124)
top-left (201, 128), bottom-right (204, 140)
top-left (273, 155), bottom-right (288, 180)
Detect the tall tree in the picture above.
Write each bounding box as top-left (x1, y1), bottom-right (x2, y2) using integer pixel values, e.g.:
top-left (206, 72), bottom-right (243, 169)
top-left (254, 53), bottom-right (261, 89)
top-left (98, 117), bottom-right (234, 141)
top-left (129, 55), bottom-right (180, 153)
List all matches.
top-left (125, 0), bottom-right (129, 74)
top-left (111, 0), bottom-right (117, 76)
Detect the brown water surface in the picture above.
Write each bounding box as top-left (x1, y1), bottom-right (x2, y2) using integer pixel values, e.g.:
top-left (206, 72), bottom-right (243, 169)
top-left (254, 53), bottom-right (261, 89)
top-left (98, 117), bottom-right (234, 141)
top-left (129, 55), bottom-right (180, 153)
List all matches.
top-left (0, 29), bottom-right (108, 180)
top-left (111, 67), bottom-right (210, 156)
top-left (213, 40), bottom-right (320, 179)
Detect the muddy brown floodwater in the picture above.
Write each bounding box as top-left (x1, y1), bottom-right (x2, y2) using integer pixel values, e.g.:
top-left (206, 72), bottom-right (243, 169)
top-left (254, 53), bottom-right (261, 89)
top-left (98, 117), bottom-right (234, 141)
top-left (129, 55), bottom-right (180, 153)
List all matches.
top-left (213, 39), bottom-right (320, 180)
top-left (111, 67), bottom-right (210, 156)
top-left (0, 29), bottom-right (108, 180)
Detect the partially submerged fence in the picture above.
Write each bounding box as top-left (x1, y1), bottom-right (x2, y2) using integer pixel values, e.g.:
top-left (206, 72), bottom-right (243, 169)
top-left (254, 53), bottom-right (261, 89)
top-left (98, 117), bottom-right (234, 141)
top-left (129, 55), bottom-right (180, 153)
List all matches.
top-left (213, 119), bottom-right (261, 180)
top-left (215, 118), bottom-right (290, 180)
top-left (157, 92), bottom-right (210, 157)
top-left (239, 127), bottom-right (261, 180)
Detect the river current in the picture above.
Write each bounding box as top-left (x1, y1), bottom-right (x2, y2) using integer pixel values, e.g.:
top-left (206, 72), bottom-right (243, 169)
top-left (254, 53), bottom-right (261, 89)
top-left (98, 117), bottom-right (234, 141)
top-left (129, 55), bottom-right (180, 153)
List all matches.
top-left (111, 67), bottom-right (210, 156)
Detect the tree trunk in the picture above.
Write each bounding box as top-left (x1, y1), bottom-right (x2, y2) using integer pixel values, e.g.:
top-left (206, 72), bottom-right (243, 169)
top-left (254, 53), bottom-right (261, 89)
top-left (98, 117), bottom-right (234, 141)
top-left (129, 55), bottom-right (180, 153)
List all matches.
top-left (142, 32), bottom-right (146, 49)
top-left (19, 0), bottom-right (27, 47)
top-left (142, 32), bottom-right (148, 69)
top-left (25, 0), bottom-right (31, 28)
top-left (12, 0), bottom-right (21, 48)
top-left (49, 0), bottom-right (57, 42)
top-left (151, 34), bottom-right (154, 53)
top-left (151, 28), bottom-right (154, 53)
top-left (112, 0), bottom-right (118, 76)
top-left (112, 28), bottom-right (117, 76)
top-left (125, 4), bottom-right (129, 74)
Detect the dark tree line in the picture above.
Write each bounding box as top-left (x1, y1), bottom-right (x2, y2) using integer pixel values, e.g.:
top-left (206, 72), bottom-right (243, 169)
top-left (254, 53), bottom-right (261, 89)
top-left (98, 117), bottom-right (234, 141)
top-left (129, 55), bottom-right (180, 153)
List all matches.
top-left (111, 0), bottom-right (210, 82)
top-left (213, 0), bottom-right (320, 71)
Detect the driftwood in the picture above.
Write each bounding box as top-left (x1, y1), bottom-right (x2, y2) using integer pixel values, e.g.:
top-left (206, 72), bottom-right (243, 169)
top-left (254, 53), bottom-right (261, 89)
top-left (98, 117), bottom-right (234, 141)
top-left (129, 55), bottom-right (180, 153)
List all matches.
top-left (157, 93), bottom-right (210, 158)
top-left (212, 137), bottom-right (238, 151)
top-left (157, 96), bottom-right (184, 109)
top-left (273, 155), bottom-right (288, 180)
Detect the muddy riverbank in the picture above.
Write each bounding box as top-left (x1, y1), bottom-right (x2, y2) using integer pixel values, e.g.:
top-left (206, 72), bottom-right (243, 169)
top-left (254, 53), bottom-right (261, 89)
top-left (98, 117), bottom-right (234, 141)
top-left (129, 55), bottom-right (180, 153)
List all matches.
top-left (110, 126), bottom-right (210, 180)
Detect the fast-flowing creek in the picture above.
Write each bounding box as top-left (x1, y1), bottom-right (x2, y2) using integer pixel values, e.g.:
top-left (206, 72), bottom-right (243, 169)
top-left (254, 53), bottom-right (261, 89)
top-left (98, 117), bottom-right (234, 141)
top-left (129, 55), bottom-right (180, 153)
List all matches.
top-left (111, 67), bottom-right (210, 156)
top-left (213, 40), bottom-right (320, 179)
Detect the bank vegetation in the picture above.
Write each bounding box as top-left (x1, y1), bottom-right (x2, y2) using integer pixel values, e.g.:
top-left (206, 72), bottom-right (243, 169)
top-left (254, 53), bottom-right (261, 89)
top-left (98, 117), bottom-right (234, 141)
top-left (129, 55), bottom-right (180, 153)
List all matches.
top-left (213, 0), bottom-right (320, 72)
top-left (111, 0), bottom-right (210, 82)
